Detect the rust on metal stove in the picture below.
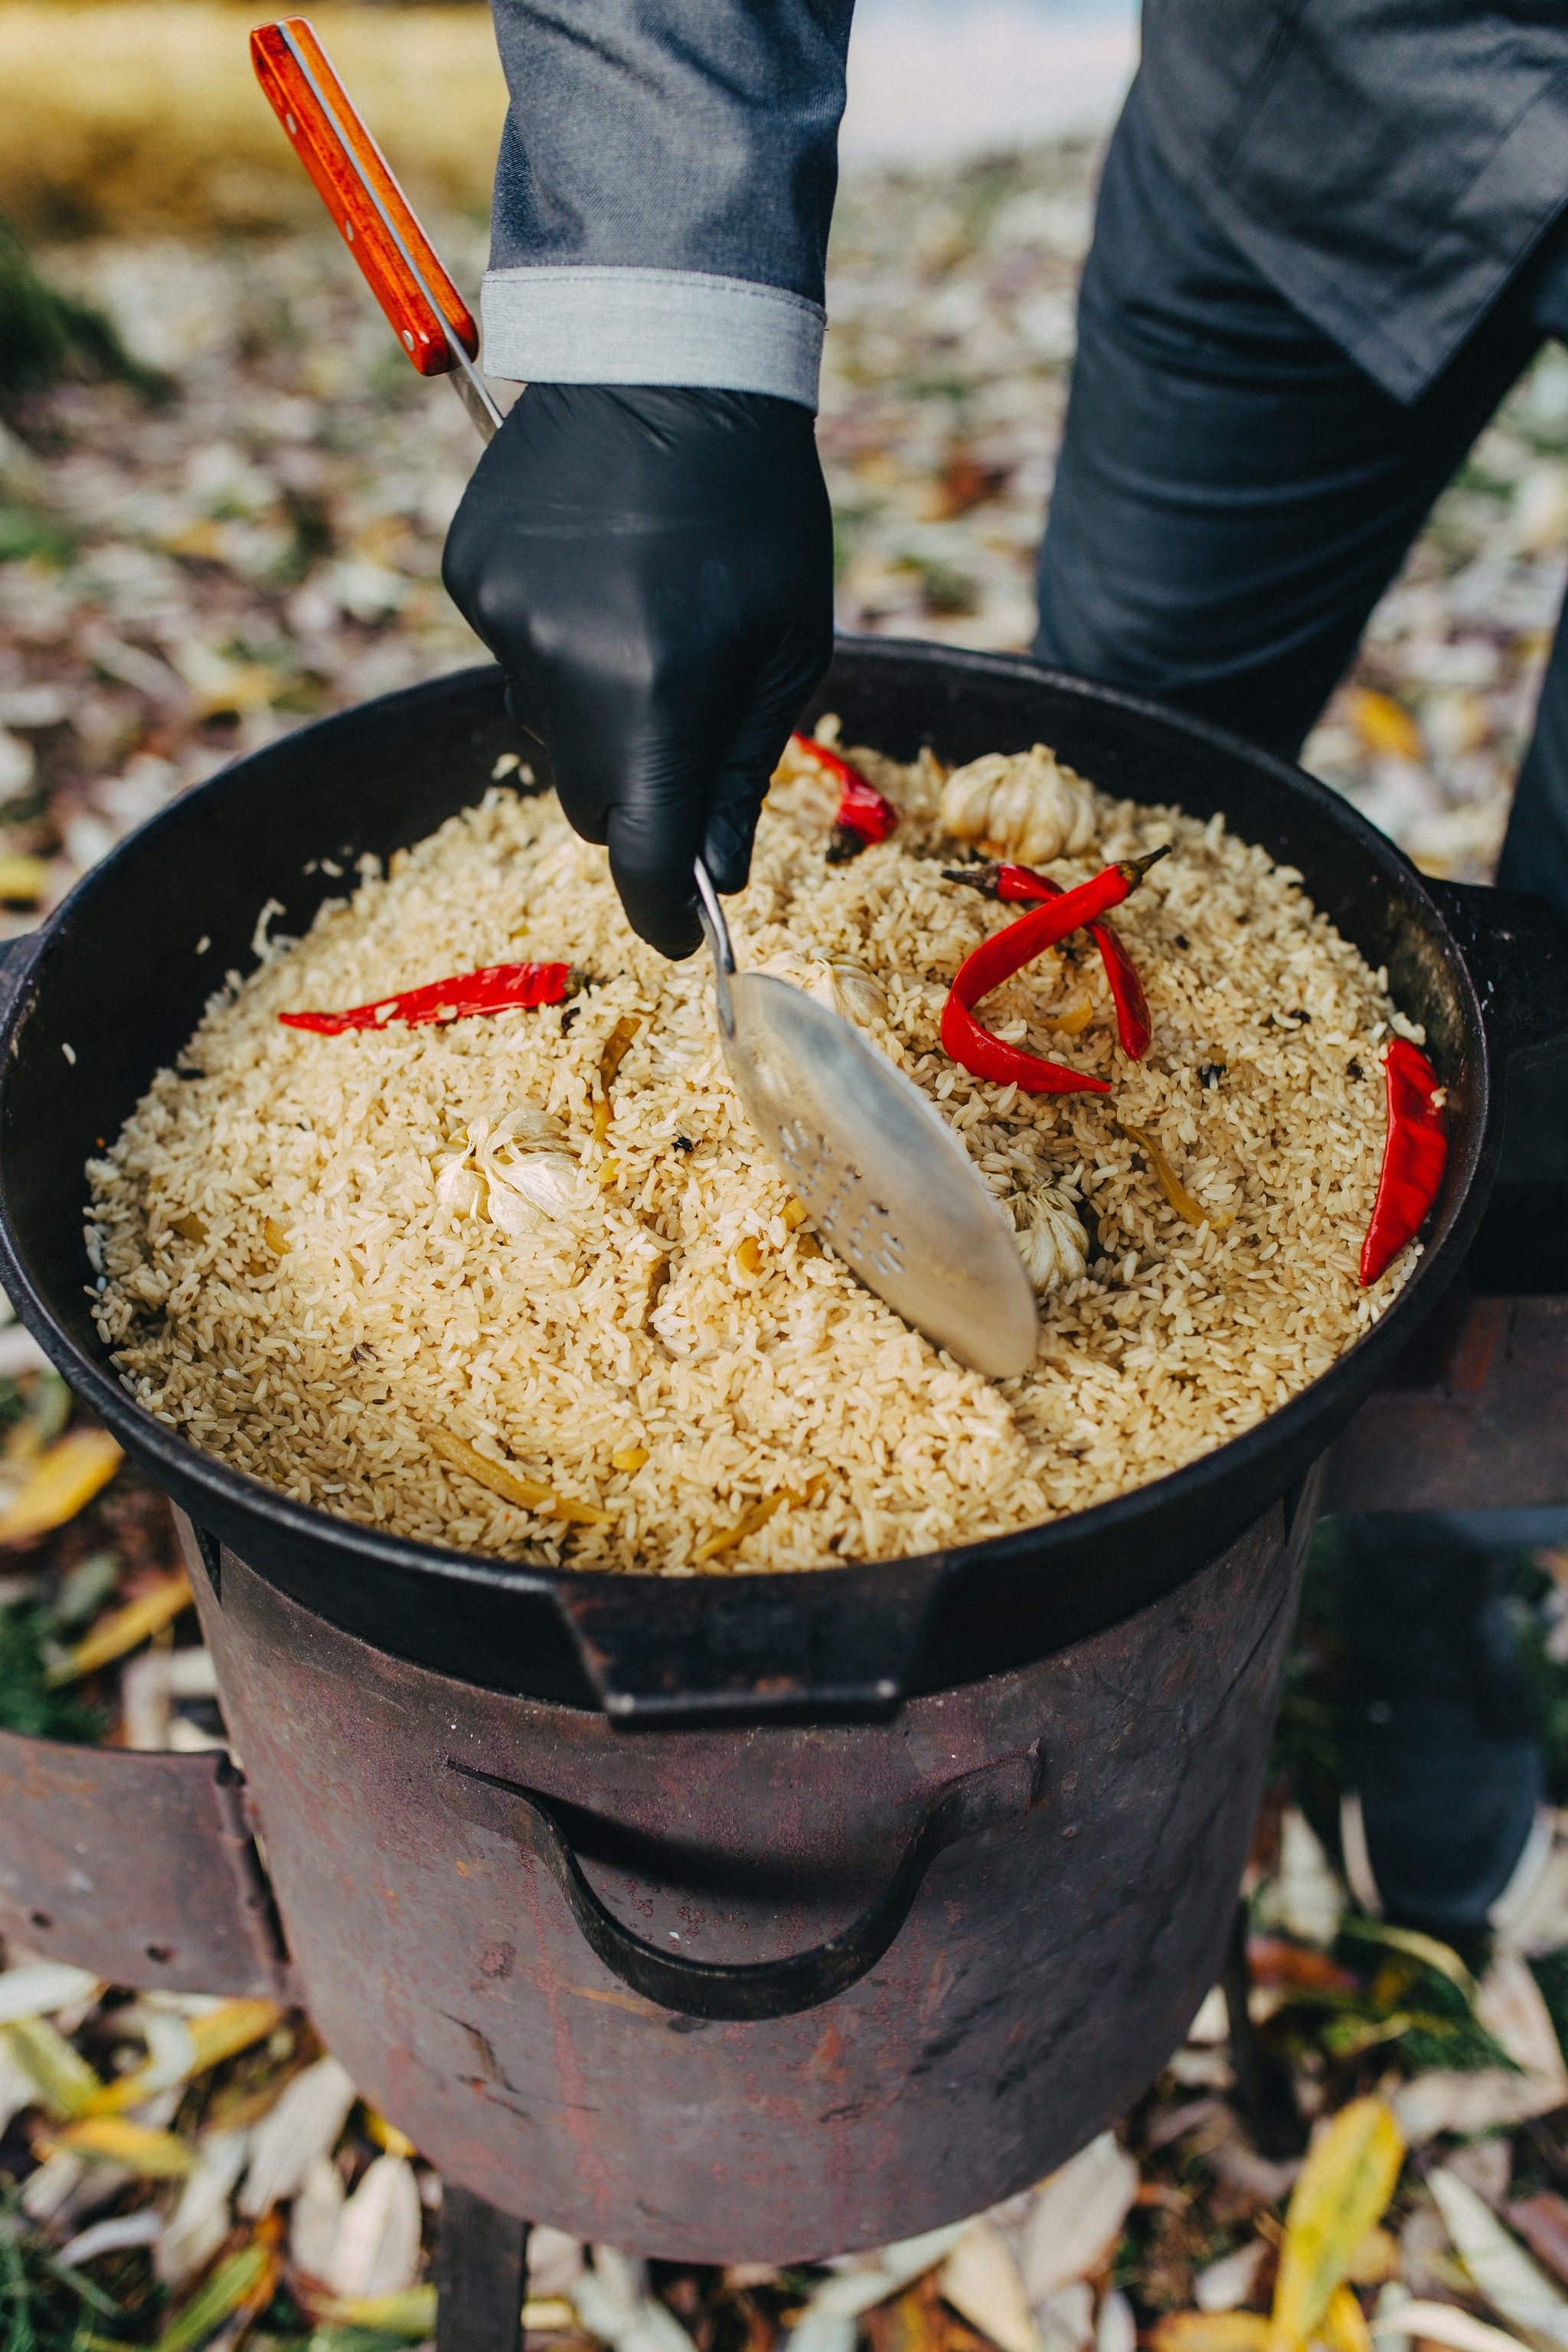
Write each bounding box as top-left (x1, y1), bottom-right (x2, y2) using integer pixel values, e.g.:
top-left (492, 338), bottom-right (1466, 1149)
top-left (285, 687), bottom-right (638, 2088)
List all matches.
top-left (179, 1491), bottom-right (1315, 2259)
top-left (0, 1728), bottom-right (292, 1997)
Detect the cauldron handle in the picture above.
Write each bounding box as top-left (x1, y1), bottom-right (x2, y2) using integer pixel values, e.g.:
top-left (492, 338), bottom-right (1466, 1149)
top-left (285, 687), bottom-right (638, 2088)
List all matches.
top-left (444, 1748), bottom-right (1042, 2022)
top-left (1425, 880), bottom-right (1568, 1070)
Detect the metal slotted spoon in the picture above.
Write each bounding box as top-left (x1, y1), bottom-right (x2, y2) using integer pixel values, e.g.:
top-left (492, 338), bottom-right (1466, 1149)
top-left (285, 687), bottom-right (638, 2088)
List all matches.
top-left (693, 862), bottom-right (1040, 1378)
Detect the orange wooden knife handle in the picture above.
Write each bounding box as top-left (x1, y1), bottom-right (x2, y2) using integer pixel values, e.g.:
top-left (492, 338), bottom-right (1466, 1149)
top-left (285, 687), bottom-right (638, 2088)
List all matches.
top-left (251, 18), bottom-right (479, 377)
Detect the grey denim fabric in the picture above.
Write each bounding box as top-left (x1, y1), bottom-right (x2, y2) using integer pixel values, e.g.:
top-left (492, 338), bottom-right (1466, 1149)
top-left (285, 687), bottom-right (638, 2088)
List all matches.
top-left (482, 0), bottom-right (1568, 410)
top-left (482, 0), bottom-right (852, 400)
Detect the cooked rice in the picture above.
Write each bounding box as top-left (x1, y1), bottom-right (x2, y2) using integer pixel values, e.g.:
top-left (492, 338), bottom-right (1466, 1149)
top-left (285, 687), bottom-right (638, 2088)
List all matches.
top-left (85, 733), bottom-right (1424, 1573)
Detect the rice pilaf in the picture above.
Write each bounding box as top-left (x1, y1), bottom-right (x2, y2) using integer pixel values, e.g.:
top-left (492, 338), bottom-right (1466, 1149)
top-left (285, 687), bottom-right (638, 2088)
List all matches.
top-left (85, 733), bottom-right (1423, 1573)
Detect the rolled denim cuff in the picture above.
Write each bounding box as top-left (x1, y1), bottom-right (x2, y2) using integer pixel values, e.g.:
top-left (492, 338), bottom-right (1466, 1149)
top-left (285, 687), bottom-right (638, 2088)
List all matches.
top-left (479, 266), bottom-right (825, 410)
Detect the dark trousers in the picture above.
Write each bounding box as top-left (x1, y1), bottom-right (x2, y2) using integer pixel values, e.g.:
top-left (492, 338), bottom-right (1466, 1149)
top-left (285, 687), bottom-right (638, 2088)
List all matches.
top-left (1035, 77), bottom-right (1568, 1710)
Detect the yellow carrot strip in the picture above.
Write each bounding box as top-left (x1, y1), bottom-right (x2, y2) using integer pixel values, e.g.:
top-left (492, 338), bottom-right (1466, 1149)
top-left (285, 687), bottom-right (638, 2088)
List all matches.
top-left (0, 1429), bottom-right (123, 1547)
top-left (695, 1486), bottom-right (812, 1565)
top-left (611, 1445), bottom-right (649, 1474)
top-left (4, 2017), bottom-right (104, 2118)
top-left (428, 1428), bottom-right (611, 1527)
top-left (1121, 1123), bottom-right (1234, 1232)
top-left (49, 2115), bottom-right (198, 2177)
top-left (84, 1998), bottom-right (283, 2116)
top-left (598, 1014), bottom-right (639, 1090)
top-left (1050, 993), bottom-right (1096, 1037)
top-left (263, 1217), bottom-right (289, 1254)
top-left (1268, 2097), bottom-right (1404, 2352)
top-left (44, 1570), bottom-right (191, 1686)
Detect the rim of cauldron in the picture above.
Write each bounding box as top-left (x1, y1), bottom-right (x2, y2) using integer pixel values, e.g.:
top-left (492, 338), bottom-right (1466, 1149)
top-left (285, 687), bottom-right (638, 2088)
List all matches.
top-left (0, 642), bottom-right (1498, 1720)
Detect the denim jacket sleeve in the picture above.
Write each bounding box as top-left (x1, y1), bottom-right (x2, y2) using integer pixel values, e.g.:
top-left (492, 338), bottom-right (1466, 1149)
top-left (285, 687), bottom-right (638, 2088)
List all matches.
top-left (481, 0), bottom-right (855, 410)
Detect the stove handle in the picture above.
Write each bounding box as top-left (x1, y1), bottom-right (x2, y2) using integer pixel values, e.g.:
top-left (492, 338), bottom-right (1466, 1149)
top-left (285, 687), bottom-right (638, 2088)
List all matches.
top-left (1426, 879), bottom-right (1568, 1070)
top-left (445, 1746), bottom-right (1043, 2022)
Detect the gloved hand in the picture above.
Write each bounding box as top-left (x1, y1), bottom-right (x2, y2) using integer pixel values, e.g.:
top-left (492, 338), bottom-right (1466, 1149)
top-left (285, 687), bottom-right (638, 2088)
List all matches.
top-left (443, 382), bottom-right (835, 959)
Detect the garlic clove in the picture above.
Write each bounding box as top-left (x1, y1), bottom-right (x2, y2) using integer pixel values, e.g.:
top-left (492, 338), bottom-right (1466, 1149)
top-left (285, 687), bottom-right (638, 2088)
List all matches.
top-left (436, 1162), bottom-right (488, 1220)
top-left (486, 1150), bottom-right (580, 1223)
top-left (802, 956), bottom-right (889, 1027)
top-left (828, 959), bottom-right (889, 1026)
top-left (1014, 1182), bottom-right (1089, 1290)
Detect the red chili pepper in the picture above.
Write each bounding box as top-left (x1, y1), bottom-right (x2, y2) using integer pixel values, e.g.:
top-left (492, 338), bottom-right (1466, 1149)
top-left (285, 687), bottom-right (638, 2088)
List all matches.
top-left (789, 731), bottom-right (899, 850)
top-left (944, 861), bottom-right (1154, 1059)
top-left (939, 849), bottom-right (1168, 1096)
top-left (279, 961), bottom-right (578, 1036)
top-left (1359, 1036), bottom-right (1448, 1285)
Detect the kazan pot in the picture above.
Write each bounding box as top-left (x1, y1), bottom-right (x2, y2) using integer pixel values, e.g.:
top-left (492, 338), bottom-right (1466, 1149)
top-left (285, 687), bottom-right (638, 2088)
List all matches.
top-left (0, 637), bottom-right (1562, 2257)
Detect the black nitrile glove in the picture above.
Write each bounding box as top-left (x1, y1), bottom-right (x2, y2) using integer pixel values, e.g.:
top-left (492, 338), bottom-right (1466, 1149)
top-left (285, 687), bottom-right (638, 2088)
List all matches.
top-left (443, 383), bottom-right (835, 959)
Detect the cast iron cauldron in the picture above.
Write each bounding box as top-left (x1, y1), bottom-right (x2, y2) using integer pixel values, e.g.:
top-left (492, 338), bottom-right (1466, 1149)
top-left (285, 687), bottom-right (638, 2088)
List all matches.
top-left (0, 639), bottom-right (1563, 2256)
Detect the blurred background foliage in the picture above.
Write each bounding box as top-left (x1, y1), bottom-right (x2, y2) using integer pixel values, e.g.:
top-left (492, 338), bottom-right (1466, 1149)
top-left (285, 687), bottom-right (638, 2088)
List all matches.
top-left (0, 2), bottom-right (504, 240)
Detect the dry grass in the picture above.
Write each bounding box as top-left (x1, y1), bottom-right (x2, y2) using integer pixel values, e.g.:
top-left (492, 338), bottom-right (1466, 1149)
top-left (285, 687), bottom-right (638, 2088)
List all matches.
top-left (0, 2), bottom-right (505, 237)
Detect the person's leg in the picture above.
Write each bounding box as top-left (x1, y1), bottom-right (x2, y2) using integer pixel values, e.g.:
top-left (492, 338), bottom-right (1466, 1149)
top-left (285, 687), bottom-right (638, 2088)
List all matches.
top-left (1034, 76), bottom-right (1546, 759)
top-left (1498, 232), bottom-right (1568, 936)
top-left (1337, 1517), bottom-right (1547, 1942)
top-left (1035, 77), bottom-right (1561, 1936)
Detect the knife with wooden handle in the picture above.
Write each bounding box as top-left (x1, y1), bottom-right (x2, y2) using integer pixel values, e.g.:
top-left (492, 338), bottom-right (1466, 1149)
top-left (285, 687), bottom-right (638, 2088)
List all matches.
top-left (250, 16), bottom-right (502, 441)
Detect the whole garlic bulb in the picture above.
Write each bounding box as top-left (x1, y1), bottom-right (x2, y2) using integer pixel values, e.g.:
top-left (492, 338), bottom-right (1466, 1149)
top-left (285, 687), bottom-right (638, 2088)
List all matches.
top-left (942, 743), bottom-right (1097, 867)
top-left (436, 1110), bottom-right (580, 1236)
top-left (1014, 1181), bottom-right (1089, 1289)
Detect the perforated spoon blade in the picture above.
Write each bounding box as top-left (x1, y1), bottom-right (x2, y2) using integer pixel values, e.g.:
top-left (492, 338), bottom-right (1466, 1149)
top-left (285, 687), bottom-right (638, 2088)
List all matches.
top-left (694, 863), bottom-right (1038, 1378)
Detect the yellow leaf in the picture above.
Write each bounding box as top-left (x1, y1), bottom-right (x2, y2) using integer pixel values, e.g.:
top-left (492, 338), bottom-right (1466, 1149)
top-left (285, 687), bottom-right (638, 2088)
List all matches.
top-left (44, 1570), bottom-right (191, 1684)
top-left (152, 2235), bottom-right (277, 2352)
top-left (1154, 2315), bottom-right (1271, 2352)
top-left (3, 2017), bottom-right (103, 2118)
top-left (51, 2115), bottom-right (197, 2176)
top-left (1346, 2230), bottom-right (1401, 2287)
top-left (364, 2107), bottom-right (417, 2158)
top-left (522, 2300), bottom-right (579, 2334)
top-left (1269, 2098), bottom-right (1404, 2352)
top-left (315, 2286), bottom-right (437, 2335)
top-left (1320, 2286), bottom-right (1374, 2352)
top-left (0, 854), bottom-right (50, 906)
top-left (1347, 688), bottom-right (1423, 763)
top-left (184, 1998), bottom-right (285, 2074)
top-left (85, 1998), bottom-right (283, 2115)
top-left (1346, 1919), bottom-right (1477, 2005)
top-left (0, 1429), bottom-right (122, 1547)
